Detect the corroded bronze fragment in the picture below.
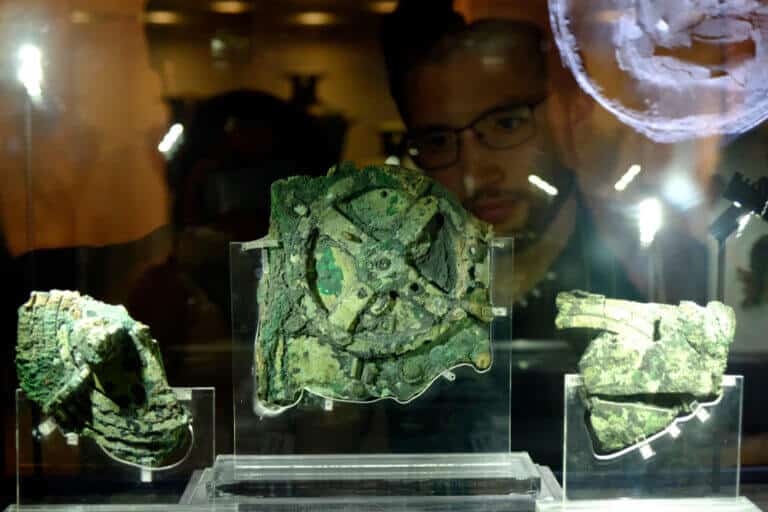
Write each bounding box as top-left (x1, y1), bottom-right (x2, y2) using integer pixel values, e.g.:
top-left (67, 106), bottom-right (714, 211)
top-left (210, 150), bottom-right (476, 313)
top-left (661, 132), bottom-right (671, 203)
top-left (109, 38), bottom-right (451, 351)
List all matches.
top-left (254, 163), bottom-right (494, 414)
top-left (556, 290), bottom-right (735, 454)
top-left (16, 290), bottom-right (190, 467)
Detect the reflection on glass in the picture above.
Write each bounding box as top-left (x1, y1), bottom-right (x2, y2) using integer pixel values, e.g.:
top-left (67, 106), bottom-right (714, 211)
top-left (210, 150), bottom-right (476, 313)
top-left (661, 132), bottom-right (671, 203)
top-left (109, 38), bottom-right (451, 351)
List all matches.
top-left (614, 164), bottom-right (642, 191)
top-left (637, 197), bottom-right (663, 247)
top-left (17, 44), bottom-right (43, 101)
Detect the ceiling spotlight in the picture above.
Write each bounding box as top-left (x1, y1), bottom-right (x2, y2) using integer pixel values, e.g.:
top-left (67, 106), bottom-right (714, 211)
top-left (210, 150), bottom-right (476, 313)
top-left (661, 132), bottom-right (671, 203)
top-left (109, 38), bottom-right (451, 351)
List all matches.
top-left (70, 10), bottom-right (92, 24)
top-left (144, 11), bottom-right (183, 25)
top-left (210, 1), bottom-right (252, 14)
top-left (291, 11), bottom-right (338, 26)
top-left (369, 1), bottom-right (397, 14)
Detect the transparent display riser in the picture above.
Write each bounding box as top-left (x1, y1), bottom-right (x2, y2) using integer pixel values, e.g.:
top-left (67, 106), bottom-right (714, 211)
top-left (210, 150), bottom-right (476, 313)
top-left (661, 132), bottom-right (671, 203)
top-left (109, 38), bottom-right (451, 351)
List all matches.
top-left (175, 452), bottom-right (557, 510)
top-left (538, 497), bottom-right (761, 512)
top-left (229, 237), bottom-right (515, 457)
top-left (563, 374), bottom-right (743, 501)
top-left (16, 387), bottom-right (215, 506)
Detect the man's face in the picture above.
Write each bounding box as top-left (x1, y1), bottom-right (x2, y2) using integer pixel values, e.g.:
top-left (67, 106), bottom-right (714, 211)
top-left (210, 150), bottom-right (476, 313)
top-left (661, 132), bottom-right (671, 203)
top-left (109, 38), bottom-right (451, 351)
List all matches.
top-left (404, 50), bottom-right (566, 237)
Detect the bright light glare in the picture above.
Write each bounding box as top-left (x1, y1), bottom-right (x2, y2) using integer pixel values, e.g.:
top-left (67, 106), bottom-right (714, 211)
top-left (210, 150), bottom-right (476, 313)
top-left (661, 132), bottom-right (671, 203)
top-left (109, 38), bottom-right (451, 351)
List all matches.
top-left (662, 173), bottom-right (701, 209)
top-left (369, 1), bottom-right (397, 14)
top-left (736, 213), bottom-right (753, 238)
top-left (158, 123), bottom-right (184, 154)
top-left (528, 174), bottom-right (559, 196)
top-left (145, 11), bottom-right (182, 24)
top-left (384, 155), bottom-right (400, 166)
top-left (17, 44), bottom-right (43, 101)
top-left (70, 10), bottom-right (92, 24)
top-left (637, 197), bottom-right (663, 247)
top-left (614, 164), bottom-right (642, 191)
top-left (210, 1), bottom-right (252, 14)
top-left (291, 12), bottom-right (338, 26)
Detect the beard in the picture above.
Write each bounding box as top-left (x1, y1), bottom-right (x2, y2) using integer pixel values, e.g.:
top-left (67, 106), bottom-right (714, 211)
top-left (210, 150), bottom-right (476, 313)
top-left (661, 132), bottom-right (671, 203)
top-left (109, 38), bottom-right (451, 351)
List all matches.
top-left (462, 153), bottom-right (575, 253)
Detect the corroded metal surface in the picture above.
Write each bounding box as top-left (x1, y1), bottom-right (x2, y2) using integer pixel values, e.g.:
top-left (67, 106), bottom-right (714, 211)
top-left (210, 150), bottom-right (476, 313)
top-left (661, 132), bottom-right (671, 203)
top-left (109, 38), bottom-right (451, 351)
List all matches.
top-left (556, 290), bottom-right (735, 453)
top-left (254, 163), bottom-right (494, 414)
top-left (16, 290), bottom-right (190, 467)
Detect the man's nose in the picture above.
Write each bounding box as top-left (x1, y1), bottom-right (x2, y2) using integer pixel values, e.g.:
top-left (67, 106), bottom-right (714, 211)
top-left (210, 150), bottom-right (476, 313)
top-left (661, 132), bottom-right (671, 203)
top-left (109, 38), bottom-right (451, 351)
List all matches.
top-left (456, 129), bottom-right (505, 197)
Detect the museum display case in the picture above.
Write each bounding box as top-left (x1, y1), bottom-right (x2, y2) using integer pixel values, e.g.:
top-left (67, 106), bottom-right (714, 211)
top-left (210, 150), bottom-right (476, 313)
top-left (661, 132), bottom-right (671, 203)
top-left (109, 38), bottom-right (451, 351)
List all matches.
top-left (3, 0), bottom-right (768, 511)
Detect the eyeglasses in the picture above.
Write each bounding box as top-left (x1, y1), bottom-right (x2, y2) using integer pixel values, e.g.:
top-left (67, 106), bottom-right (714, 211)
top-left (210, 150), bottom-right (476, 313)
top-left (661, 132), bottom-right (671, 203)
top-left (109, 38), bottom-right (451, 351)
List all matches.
top-left (404, 103), bottom-right (539, 171)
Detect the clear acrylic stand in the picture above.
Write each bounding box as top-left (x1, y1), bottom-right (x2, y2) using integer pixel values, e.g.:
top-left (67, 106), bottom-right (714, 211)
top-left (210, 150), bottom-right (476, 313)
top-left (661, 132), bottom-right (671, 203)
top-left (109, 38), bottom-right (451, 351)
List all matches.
top-left (16, 387), bottom-right (215, 506)
top-left (210, 237), bottom-right (540, 505)
top-left (563, 374), bottom-right (743, 501)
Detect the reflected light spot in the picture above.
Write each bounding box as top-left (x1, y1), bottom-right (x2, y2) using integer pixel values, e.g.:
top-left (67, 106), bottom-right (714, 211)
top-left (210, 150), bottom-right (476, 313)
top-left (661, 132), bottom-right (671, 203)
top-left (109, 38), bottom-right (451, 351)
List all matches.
top-left (614, 164), bottom-right (642, 191)
top-left (210, 1), bottom-right (252, 14)
top-left (637, 197), bottom-right (663, 247)
top-left (158, 123), bottom-right (184, 154)
top-left (482, 55), bottom-right (506, 68)
top-left (384, 155), bottom-right (400, 165)
top-left (528, 174), bottom-right (559, 196)
top-left (736, 213), bottom-right (753, 238)
top-left (17, 44), bottom-right (43, 101)
top-left (369, 1), bottom-right (397, 14)
top-left (145, 11), bottom-right (182, 25)
top-left (291, 12), bottom-right (338, 26)
top-left (662, 173), bottom-right (701, 210)
top-left (70, 10), bottom-right (92, 24)
top-left (655, 18), bottom-right (669, 32)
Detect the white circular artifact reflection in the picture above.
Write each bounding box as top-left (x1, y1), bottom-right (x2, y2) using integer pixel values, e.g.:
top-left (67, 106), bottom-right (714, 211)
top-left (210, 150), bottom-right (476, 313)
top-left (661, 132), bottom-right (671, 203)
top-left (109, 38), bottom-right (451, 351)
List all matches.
top-left (549, 0), bottom-right (768, 142)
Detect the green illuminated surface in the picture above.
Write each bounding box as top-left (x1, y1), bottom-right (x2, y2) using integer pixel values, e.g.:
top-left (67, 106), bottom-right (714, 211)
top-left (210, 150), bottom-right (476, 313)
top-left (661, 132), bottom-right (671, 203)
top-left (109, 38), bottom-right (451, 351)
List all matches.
top-left (556, 290), bottom-right (735, 454)
top-left (16, 290), bottom-right (190, 467)
top-left (255, 163), bottom-right (494, 412)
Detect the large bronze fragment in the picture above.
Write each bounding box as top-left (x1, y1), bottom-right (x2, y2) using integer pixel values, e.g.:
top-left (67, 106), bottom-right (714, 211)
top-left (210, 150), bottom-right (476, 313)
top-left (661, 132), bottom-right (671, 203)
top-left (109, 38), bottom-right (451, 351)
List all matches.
top-left (556, 290), bottom-right (735, 454)
top-left (16, 290), bottom-right (190, 467)
top-left (254, 163), bottom-right (494, 415)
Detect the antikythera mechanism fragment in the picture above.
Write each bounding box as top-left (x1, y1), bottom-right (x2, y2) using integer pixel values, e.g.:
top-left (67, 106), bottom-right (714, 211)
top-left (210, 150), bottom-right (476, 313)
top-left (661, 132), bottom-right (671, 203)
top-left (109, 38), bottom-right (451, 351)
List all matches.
top-left (16, 290), bottom-right (190, 467)
top-left (254, 163), bottom-right (494, 414)
top-left (556, 290), bottom-right (735, 454)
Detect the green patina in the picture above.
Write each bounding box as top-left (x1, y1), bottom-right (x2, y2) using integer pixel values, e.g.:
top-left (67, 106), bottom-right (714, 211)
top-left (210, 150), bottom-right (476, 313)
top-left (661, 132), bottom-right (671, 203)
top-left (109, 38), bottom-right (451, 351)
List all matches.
top-left (556, 290), bottom-right (735, 455)
top-left (16, 290), bottom-right (190, 467)
top-left (316, 247), bottom-right (344, 296)
top-left (254, 162), bottom-right (494, 414)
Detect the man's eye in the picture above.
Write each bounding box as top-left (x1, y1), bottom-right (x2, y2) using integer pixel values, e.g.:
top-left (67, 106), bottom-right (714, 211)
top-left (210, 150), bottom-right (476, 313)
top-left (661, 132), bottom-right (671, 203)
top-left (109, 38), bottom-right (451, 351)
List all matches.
top-left (421, 132), bottom-right (451, 148)
top-left (494, 116), bottom-right (524, 130)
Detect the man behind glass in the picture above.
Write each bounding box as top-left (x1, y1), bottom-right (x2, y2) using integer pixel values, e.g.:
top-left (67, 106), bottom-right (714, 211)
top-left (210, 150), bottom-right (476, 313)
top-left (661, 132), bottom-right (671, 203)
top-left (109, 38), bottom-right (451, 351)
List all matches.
top-left (380, 1), bottom-right (641, 465)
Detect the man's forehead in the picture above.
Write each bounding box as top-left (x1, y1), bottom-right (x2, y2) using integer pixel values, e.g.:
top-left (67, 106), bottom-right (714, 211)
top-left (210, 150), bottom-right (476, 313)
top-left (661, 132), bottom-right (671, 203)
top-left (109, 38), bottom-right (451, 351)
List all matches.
top-left (406, 52), bottom-right (547, 127)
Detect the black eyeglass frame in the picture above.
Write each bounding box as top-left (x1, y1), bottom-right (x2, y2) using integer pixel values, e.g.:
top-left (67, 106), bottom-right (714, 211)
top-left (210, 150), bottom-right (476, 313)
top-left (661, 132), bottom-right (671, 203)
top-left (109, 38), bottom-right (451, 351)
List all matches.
top-left (403, 100), bottom-right (545, 171)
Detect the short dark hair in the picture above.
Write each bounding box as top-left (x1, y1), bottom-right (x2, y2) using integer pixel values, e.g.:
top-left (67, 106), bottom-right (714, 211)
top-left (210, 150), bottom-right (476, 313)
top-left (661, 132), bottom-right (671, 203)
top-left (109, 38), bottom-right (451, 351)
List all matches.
top-left (381, 1), bottom-right (546, 123)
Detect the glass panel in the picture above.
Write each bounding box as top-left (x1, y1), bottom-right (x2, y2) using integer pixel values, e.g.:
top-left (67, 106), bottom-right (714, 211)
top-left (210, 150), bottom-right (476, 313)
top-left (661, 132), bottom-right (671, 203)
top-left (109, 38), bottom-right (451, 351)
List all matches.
top-left (563, 374), bottom-right (743, 500)
top-left (16, 387), bottom-right (215, 506)
top-left (208, 452), bottom-right (539, 501)
top-left (3, 0), bottom-right (768, 505)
